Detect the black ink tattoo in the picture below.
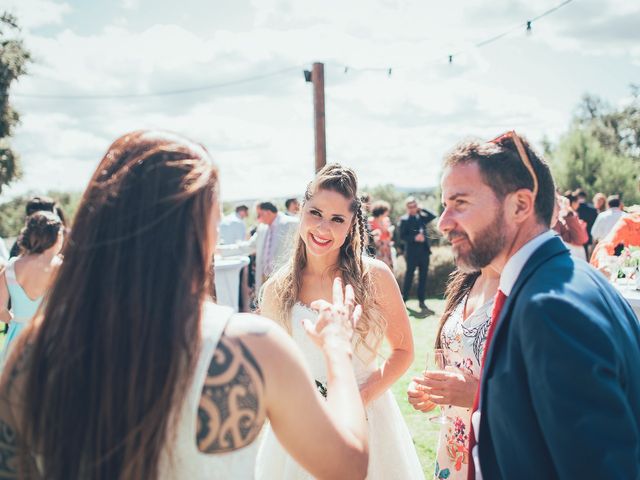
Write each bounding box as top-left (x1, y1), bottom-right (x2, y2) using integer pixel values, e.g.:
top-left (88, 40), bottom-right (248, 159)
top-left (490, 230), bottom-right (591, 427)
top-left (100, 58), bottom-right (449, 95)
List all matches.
top-left (0, 419), bottom-right (18, 478)
top-left (196, 335), bottom-right (265, 454)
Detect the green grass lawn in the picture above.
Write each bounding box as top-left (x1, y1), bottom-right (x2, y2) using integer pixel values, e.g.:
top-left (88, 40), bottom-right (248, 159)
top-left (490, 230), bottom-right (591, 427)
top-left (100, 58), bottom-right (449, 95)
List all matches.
top-left (385, 297), bottom-right (445, 478)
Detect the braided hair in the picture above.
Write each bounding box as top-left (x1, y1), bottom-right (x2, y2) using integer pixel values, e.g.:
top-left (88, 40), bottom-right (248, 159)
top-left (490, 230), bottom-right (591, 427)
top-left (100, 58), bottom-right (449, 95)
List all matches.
top-left (266, 164), bottom-right (386, 356)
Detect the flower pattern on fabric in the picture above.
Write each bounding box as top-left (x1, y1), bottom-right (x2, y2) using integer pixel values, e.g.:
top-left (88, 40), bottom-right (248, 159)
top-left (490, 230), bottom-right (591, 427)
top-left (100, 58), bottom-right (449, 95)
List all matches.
top-left (434, 297), bottom-right (493, 480)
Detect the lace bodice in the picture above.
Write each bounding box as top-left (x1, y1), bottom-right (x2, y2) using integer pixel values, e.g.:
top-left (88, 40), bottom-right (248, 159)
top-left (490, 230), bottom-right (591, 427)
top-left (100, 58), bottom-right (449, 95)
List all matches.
top-left (290, 303), bottom-right (378, 385)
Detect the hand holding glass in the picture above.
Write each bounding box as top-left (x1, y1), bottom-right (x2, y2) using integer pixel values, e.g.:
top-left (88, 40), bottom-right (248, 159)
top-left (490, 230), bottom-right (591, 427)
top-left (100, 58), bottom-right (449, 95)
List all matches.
top-left (425, 349), bottom-right (451, 425)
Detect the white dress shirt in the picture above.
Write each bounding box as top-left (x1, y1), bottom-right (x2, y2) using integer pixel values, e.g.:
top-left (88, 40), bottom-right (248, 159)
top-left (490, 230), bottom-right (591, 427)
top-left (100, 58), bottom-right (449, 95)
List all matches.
top-left (591, 208), bottom-right (625, 243)
top-left (218, 213), bottom-right (246, 245)
top-left (471, 229), bottom-right (557, 479)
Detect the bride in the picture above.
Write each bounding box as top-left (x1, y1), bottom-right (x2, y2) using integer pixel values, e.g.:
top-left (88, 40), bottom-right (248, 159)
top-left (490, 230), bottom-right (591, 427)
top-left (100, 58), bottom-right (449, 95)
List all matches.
top-left (256, 164), bottom-right (425, 479)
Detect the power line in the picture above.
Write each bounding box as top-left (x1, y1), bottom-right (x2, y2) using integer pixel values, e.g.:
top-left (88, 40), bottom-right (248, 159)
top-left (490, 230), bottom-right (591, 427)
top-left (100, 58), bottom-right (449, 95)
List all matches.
top-left (12, 66), bottom-right (302, 100)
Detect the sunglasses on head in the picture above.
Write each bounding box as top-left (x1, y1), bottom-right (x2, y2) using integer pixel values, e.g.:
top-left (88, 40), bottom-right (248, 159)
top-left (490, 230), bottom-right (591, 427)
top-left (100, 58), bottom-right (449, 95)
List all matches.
top-left (489, 130), bottom-right (538, 199)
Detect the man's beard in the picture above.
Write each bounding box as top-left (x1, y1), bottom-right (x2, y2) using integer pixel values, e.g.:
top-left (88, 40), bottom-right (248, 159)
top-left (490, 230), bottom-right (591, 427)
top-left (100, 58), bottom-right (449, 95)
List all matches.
top-left (449, 209), bottom-right (506, 273)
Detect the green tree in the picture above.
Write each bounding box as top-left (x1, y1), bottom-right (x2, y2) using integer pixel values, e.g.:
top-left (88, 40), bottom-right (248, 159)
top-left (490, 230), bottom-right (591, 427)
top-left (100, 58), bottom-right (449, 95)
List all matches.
top-left (549, 88), bottom-right (640, 206)
top-left (0, 13), bottom-right (31, 192)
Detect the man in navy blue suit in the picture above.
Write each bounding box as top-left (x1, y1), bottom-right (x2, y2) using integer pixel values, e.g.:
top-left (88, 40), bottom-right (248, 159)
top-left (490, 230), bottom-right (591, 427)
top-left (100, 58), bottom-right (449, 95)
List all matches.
top-left (438, 131), bottom-right (640, 479)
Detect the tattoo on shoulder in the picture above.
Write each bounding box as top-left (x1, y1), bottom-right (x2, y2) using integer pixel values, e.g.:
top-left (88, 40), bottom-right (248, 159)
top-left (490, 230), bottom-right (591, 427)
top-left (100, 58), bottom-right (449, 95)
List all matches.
top-left (0, 419), bottom-right (18, 477)
top-left (196, 335), bottom-right (266, 454)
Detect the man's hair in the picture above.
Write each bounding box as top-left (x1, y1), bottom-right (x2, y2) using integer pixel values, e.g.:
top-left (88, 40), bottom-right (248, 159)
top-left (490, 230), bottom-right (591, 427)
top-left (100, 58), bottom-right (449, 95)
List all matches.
top-left (257, 201), bottom-right (278, 213)
top-left (405, 196), bottom-right (417, 206)
top-left (235, 204), bottom-right (249, 213)
top-left (26, 195), bottom-right (56, 216)
top-left (607, 195), bottom-right (621, 208)
top-left (443, 134), bottom-right (556, 226)
top-left (285, 198), bottom-right (298, 209)
top-left (573, 188), bottom-right (587, 200)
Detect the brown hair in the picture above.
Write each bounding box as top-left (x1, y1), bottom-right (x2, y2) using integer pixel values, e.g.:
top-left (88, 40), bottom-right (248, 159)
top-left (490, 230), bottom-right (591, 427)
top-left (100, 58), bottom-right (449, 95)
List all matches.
top-left (17, 210), bottom-right (63, 254)
top-left (18, 131), bottom-right (218, 479)
top-left (443, 134), bottom-right (556, 226)
top-left (266, 164), bottom-right (386, 355)
top-left (370, 200), bottom-right (390, 218)
top-left (435, 269), bottom-right (480, 348)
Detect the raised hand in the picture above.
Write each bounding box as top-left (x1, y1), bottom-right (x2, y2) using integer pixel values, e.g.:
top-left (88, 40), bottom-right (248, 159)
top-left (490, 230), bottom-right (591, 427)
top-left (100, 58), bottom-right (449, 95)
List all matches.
top-left (302, 277), bottom-right (362, 356)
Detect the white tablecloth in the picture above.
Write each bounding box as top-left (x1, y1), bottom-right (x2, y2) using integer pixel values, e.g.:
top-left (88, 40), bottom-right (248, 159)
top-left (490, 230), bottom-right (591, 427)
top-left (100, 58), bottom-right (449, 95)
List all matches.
top-left (614, 283), bottom-right (640, 320)
top-left (214, 256), bottom-right (250, 312)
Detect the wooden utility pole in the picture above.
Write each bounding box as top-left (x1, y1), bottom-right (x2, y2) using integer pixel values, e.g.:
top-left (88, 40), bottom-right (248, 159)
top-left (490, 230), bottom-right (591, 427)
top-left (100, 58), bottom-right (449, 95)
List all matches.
top-left (305, 62), bottom-right (326, 172)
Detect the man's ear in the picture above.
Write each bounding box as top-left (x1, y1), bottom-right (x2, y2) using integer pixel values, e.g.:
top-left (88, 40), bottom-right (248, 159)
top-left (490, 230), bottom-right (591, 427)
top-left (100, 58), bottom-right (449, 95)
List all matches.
top-left (505, 189), bottom-right (536, 225)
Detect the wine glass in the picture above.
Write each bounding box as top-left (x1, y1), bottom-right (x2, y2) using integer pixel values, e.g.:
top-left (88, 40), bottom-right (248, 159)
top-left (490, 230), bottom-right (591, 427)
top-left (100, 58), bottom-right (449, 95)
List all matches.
top-left (426, 348), bottom-right (452, 425)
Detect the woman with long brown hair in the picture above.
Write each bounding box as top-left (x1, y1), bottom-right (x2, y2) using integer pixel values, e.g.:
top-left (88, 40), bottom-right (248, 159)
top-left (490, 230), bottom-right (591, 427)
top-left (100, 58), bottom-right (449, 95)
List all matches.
top-left (0, 131), bottom-right (368, 480)
top-left (256, 164), bottom-right (423, 479)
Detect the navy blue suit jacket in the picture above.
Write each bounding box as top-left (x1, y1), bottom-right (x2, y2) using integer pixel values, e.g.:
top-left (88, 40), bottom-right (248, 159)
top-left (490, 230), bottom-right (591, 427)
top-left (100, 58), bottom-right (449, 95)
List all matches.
top-left (478, 235), bottom-right (640, 479)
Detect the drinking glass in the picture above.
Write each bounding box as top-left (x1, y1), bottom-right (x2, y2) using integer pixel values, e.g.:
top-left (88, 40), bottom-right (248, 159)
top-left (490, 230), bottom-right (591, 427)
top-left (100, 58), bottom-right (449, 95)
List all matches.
top-left (426, 348), bottom-right (452, 425)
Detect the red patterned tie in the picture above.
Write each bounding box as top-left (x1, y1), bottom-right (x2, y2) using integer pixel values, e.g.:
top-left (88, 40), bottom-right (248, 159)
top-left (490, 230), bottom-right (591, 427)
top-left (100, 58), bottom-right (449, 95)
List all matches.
top-left (467, 289), bottom-right (508, 480)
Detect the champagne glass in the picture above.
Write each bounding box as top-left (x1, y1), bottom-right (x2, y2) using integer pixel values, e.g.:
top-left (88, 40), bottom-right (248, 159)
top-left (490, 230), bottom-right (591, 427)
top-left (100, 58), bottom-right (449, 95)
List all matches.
top-left (426, 348), bottom-right (452, 425)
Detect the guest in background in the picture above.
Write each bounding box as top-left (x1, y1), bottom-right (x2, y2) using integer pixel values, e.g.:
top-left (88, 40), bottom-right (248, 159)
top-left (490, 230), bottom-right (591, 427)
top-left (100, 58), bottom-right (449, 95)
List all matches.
top-left (593, 192), bottom-right (607, 214)
top-left (591, 210), bottom-right (640, 269)
top-left (552, 193), bottom-right (589, 260)
top-left (9, 196), bottom-right (62, 258)
top-left (218, 201), bottom-right (298, 295)
top-left (284, 197), bottom-right (300, 216)
top-left (0, 211), bottom-right (64, 363)
top-left (368, 200), bottom-right (395, 270)
top-left (398, 197), bottom-right (437, 313)
top-left (591, 195), bottom-right (625, 244)
top-left (574, 188), bottom-right (598, 258)
top-left (218, 204), bottom-right (248, 245)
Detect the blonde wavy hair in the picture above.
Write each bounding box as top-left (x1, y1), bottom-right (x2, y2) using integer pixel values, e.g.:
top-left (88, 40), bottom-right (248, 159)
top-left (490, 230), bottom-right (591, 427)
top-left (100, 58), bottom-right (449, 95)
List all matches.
top-left (265, 164), bottom-right (386, 357)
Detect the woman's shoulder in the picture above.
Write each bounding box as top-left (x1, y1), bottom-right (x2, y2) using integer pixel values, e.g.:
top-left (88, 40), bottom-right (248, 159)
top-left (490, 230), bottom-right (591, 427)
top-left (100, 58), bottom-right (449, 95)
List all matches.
top-left (223, 313), bottom-right (296, 365)
top-left (362, 256), bottom-right (394, 282)
top-left (196, 313), bottom-right (271, 454)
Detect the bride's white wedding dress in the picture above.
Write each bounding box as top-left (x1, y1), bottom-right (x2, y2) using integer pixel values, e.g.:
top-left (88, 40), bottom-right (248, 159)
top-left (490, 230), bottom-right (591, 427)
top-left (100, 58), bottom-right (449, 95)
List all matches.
top-left (256, 303), bottom-right (425, 479)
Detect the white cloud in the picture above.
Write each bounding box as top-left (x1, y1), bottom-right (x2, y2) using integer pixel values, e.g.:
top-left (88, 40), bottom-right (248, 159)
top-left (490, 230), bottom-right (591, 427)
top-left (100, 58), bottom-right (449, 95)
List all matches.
top-left (3, 0), bottom-right (71, 30)
top-left (2, 0), bottom-right (637, 203)
top-left (121, 0), bottom-right (140, 11)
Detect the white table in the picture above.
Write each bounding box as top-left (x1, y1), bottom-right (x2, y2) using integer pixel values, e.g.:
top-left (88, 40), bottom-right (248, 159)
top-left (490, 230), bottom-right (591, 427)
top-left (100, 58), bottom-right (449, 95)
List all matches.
top-left (214, 256), bottom-right (250, 312)
top-left (614, 283), bottom-right (640, 320)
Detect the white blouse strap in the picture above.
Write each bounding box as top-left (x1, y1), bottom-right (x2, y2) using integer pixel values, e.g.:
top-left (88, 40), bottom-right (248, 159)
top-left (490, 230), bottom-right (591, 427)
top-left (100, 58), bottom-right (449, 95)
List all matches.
top-left (3, 258), bottom-right (17, 287)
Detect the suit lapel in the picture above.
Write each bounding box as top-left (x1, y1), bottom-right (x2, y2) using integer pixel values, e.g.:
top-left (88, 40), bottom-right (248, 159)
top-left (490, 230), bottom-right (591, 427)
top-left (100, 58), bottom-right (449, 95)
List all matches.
top-left (480, 236), bottom-right (569, 403)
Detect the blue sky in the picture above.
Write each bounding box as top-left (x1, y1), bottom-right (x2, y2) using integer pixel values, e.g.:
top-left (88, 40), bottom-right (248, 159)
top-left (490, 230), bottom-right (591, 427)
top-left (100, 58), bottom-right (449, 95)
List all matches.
top-left (3, 0), bottom-right (639, 201)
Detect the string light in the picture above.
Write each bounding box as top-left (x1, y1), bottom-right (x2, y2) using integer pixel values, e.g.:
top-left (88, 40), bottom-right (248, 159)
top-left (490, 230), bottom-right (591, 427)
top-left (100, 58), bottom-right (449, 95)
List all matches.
top-left (337, 0), bottom-right (571, 68)
top-left (11, 0), bottom-right (573, 99)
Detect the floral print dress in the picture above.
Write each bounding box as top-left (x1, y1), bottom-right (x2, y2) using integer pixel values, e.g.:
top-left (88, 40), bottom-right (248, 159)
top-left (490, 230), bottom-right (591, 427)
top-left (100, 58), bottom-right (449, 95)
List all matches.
top-left (434, 296), bottom-right (493, 480)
